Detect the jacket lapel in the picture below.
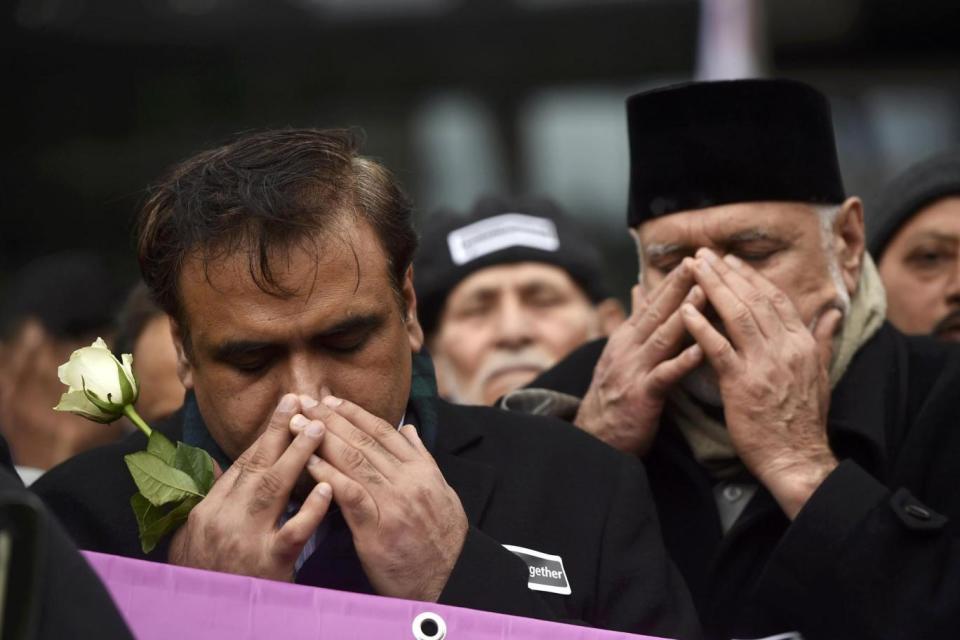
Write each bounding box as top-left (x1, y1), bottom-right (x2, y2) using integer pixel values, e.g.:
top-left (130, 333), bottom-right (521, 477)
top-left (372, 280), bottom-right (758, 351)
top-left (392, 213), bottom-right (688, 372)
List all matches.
top-left (434, 401), bottom-right (496, 526)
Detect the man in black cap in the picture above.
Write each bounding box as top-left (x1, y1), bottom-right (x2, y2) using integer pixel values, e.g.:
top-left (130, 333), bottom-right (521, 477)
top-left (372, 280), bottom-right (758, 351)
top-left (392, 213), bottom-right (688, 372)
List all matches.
top-left (870, 150), bottom-right (960, 341)
top-left (415, 196), bottom-right (624, 407)
top-left (509, 79), bottom-right (960, 639)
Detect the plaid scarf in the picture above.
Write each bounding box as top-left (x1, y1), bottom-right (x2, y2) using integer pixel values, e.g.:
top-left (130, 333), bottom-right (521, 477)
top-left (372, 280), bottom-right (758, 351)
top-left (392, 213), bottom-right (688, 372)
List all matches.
top-left (183, 351), bottom-right (440, 469)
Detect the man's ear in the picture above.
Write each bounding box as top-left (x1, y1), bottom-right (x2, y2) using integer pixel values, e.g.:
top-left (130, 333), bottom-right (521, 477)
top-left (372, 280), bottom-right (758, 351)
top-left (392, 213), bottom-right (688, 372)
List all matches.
top-left (401, 265), bottom-right (425, 353)
top-left (833, 197), bottom-right (866, 296)
top-left (168, 317), bottom-right (195, 390)
top-left (596, 298), bottom-right (627, 336)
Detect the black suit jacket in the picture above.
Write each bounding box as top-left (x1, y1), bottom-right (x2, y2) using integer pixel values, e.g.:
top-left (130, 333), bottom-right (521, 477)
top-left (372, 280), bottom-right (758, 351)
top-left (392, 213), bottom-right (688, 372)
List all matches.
top-left (525, 323), bottom-right (960, 640)
top-left (33, 399), bottom-right (700, 639)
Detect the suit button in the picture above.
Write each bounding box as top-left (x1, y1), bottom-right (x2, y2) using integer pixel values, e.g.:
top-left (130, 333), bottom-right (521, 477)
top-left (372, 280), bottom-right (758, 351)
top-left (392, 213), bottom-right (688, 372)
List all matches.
top-left (904, 504), bottom-right (932, 521)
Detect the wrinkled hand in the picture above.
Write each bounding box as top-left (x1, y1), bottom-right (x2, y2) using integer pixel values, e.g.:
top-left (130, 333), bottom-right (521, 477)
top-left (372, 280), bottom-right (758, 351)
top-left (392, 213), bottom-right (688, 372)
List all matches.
top-left (168, 394), bottom-right (333, 580)
top-left (296, 395), bottom-right (468, 603)
top-left (575, 261), bottom-right (706, 455)
top-left (682, 249), bottom-right (843, 518)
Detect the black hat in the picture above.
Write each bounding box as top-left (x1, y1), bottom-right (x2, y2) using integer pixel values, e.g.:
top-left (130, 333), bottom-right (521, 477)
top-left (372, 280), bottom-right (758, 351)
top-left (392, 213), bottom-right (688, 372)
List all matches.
top-left (414, 196), bottom-right (608, 336)
top-left (868, 149), bottom-right (960, 259)
top-left (626, 78), bottom-right (846, 226)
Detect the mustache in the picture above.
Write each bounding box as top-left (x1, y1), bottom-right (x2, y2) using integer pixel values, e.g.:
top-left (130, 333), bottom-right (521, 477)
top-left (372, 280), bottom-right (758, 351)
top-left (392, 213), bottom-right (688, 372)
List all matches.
top-left (478, 349), bottom-right (553, 386)
top-left (932, 308), bottom-right (960, 337)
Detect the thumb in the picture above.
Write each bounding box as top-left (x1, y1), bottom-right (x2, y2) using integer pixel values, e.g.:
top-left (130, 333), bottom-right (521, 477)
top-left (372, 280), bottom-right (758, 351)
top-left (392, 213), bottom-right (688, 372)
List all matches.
top-left (813, 308), bottom-right (843, 369)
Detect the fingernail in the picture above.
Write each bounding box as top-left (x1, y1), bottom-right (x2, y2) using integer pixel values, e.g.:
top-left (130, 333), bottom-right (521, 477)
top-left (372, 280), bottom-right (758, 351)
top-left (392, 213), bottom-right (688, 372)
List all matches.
top-left (316, 483), bottom-right (332, 498)
top-left (723, 254), bottom-right (743, 269)
top-left (322, 396), bottom-right (342, 408)
top-left (306, 420), bottom-right (325, 438)
top-left (299, 395), bottom-right (319, 409)
top-left (308, 454), bottom-right (321, 467)
top-left (682, 303), bottom-right (697, 316)
top-left (290, 414), bottom-right (309, 430)
top-left (698, 248), bottom-right (717, 263)
top-left (696, 258), bottom-right (711, 273)
top-left (278, 394), bottom-right (297, 412)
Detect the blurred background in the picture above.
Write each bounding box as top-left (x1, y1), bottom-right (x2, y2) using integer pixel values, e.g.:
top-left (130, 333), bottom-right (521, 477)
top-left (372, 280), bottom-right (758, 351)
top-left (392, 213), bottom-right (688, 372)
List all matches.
top-left (3, 0), bottom-right (960, 300)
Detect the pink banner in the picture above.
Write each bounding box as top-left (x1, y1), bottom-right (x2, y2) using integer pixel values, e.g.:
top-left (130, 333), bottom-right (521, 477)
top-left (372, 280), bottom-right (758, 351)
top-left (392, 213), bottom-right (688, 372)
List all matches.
top-left (84, 551), bottom-right (666, 640)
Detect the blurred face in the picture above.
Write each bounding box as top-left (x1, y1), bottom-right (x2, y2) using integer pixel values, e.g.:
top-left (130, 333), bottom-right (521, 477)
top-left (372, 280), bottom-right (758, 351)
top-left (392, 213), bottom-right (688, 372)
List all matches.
top-left (131, 315), bottom-right (185, 423)
top-left (0, 323), bottom-right (126, 470)
top-left (172, 218), bottom-right (423, 460)
top-left (635, 200), bottom-right (864, 403)
top-left (430, 262), bottom-right (604, 406)
top-left (878, 196), bottom-right (960, 340)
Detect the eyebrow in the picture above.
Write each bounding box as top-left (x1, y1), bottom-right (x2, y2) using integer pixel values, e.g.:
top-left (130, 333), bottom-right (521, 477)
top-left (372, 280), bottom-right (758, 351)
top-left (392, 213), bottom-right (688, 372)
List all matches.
top-left (908, 231), bottom-right (959, 244)
top-left (211, 313), bottom-right (384, 360)
top-left (644, 229), bottom-right (783, 258)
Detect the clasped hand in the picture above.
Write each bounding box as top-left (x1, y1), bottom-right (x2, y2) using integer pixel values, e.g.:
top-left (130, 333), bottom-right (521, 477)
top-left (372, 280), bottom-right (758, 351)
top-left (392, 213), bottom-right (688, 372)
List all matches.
top-left (169, 393), bottom-right (468, 602)
top-left (578, 247), bottom-right (842, 517)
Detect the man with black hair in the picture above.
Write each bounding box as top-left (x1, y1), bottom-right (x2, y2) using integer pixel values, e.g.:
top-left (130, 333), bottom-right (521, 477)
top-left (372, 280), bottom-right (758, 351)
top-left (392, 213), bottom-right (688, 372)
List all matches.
top-left (34, 129), bottom-right (699, 638)
top-left (0, 252), bottom-right (126, 483)
top-left (415, 196), bottom-right (624, 407)
top-left (870, 149), bottom-right (960, 341)
top-left (509, 79), bottom-right (960, 639)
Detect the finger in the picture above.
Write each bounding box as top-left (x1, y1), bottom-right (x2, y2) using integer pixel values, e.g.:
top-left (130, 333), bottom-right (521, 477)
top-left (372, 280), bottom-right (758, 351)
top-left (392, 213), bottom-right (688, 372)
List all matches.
top-left (813, 308), bottom-right (843, 370)
top-left (722, 253), bottom-right (806, 332)
top-left (707, 252), bottom-right (783, 340)
top-left (645, 343), bottom-right (704, 397)
top-left (315, 422), bottom-right (394, 486)
top-left (302, 399), bottom-right (402, 478)
top-left (235, 393), bottom-right (301, 474)
top-left (399, 424), bottom-right (435, 463)
top-left (269, 415), bottom-right (327, 496)
top-left (639, 285), bottom-right (706, 367)
top-left (691, 251), bottom-right (760, 348)
top-left (306, 455), bottom-right (378, 528)
top-left (681, 302), bottom-right (741, 375)
top-left (274, 482), bottom-right (333, 558)
top-left (628, 284), bottom-right (648, 324)
top-left (320, 396), bottom-right (417, 462)
top-left (635, 259), bottom-right (697, 340)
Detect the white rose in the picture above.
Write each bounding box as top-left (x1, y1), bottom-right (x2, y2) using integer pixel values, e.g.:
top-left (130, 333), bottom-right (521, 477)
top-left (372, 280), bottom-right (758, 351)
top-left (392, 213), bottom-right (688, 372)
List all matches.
top-left (54, 337), bottom-right (139, 423)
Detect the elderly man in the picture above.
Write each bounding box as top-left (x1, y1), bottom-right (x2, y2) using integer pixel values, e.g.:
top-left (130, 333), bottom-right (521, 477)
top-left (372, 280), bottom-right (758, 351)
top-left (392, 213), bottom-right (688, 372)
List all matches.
top-left (870, 150), bottom-right (960, 340)
top-left (509, 80), bottom-right (960, 639)
top-left (415, 196), bottom-right (624, 406)
top-left (33, 129), bottom-right (698, 638)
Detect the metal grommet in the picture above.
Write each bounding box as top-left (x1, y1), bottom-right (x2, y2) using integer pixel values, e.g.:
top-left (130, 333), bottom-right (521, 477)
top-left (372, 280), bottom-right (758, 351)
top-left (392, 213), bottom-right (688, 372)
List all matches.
top-left (412, 611), bottom-right (447, 640)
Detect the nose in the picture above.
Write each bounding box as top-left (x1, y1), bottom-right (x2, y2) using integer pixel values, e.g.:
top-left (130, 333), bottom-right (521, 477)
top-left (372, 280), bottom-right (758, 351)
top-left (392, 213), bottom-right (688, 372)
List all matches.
top-left (492, 297), bottom-right (535, 351)
top-left (285, 351), bottom-right (331, 403)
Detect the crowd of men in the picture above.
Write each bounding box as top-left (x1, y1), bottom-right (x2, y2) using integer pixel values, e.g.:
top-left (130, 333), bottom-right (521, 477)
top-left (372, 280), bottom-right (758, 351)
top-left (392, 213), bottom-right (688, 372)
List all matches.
top-left (1, 78), bottom-right (959, 640)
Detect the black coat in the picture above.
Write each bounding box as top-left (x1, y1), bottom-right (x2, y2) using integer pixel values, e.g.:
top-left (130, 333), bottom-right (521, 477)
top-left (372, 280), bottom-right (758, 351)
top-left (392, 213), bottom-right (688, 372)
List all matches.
top-left (32, 399), bottom-right (700, 640)
top-left (525, 323), bottom-right (960, 640)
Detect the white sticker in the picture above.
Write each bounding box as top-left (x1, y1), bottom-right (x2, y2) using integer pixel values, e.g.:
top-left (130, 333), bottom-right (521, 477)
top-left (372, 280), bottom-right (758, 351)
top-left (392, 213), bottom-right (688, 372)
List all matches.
top-left (503, 544), bottom-right (572, 595)
top-left (446, 213), bottom-right (560, 265)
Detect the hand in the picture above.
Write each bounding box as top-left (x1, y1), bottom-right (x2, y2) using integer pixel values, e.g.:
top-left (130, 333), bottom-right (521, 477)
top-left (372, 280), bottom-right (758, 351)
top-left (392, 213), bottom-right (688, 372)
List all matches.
top-left (168, 394), bottom-right (334, 580)
top-left (296, 395), bottom-right (468, 602)
top-left (682, 249), bottom-right (843, 518)
top-left (575, 261), bottom-right (706, 455)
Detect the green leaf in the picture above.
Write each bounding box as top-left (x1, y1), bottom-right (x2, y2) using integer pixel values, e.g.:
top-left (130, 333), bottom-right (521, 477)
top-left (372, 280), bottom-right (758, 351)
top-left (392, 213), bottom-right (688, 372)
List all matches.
top-left (116, 359), bottom-right (134, 404)
top-left (173, 443), bottom-right (215, 494)
top-left (147, 431), bottom-right (177, 466)
top-left (124, 451), bottom-right (203, 507)
top-left (130, 492), bottom-right (199, 554)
